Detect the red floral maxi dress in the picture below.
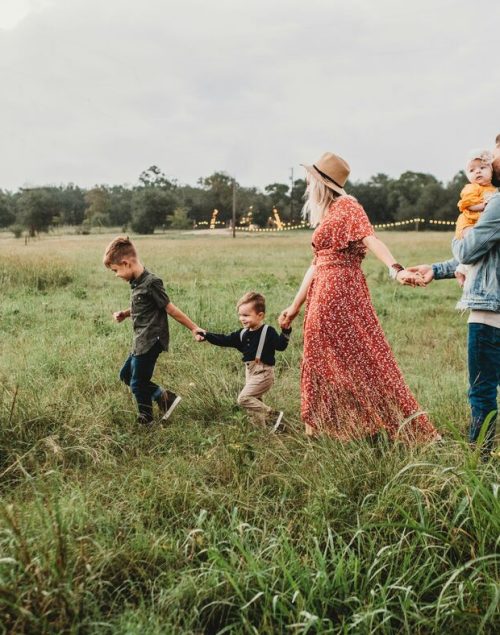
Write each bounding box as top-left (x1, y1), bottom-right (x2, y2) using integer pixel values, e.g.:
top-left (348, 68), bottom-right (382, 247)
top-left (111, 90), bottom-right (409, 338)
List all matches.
top-left (301, 196), bottom-right (438, 442)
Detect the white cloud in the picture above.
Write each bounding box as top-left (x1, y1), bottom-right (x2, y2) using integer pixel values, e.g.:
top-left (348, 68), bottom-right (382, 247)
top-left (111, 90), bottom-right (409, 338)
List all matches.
top-left (1, 0), bottom-right (499, 190)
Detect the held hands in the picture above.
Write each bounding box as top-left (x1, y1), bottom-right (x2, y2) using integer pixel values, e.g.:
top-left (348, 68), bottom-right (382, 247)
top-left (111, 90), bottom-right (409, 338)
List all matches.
top-left (278, 305), bottom-right (300, 329)
top-left (395, 269), bottom-right (426, 287)
top-left (405, 264), bottom-right (434, 285)
top-left (193, 328), bottom-right (206, 342)
top-left (113, 310), bottom-right (129, 323)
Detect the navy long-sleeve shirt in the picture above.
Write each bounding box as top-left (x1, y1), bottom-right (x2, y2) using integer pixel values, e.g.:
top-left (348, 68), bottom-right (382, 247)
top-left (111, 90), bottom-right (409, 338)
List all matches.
top-left (203, 324), bottom-right (291, 366)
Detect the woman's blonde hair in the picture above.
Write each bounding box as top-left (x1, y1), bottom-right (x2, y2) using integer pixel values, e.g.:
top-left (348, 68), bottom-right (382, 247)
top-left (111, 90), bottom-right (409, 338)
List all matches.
top-left (302, 175), bottom-right (340, 227)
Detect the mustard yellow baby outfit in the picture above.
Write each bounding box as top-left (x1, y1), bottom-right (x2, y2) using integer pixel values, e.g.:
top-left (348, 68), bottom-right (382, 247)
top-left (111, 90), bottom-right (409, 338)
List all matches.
top-left (455, 183), bottom-right (497, 238)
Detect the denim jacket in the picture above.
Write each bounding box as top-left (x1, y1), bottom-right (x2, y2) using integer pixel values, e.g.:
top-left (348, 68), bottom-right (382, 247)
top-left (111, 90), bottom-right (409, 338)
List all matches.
top-left (432, 192), bottom-right (500, 312)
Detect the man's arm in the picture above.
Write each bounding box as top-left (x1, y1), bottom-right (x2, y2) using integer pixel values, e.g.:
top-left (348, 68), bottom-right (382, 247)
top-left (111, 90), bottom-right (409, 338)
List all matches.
top-left (407, 258), bottom-right (458, 282)
top-left (432, 258), bottom-right (459, 280)
top-left (452, 195), bottom-right (500, 264)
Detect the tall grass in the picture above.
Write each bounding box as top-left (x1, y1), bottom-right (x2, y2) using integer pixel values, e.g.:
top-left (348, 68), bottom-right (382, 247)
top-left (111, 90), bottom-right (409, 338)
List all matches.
top-left (0, 231), bottom-right (498, 634)
top-left (0, 255), bottom-right (74, 291)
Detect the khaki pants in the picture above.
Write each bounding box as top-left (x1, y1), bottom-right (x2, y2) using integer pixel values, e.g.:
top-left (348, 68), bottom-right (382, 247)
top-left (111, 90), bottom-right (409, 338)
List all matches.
top-left (237, 361), bottom-right (275, 426)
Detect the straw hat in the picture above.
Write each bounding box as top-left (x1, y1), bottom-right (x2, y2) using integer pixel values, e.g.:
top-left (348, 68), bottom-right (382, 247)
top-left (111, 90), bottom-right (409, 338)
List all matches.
top-left (302, 152), bottom-right (350, 195)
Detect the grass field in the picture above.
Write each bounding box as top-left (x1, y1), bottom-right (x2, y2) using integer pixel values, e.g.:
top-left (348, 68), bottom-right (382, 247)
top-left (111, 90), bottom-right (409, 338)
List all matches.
top-left (0, 230), bottom-right (498, 634)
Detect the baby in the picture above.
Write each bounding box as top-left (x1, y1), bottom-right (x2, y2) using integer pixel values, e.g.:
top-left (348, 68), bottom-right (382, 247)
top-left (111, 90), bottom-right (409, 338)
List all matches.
top-left (455, 149), bottom-right (497, 285)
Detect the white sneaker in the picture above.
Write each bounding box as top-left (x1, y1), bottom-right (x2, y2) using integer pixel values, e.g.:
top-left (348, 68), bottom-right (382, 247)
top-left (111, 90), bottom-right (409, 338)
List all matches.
top-left (162, 394), bottom-right (182, 421)
top-left (271, 410), bottom-right (285, 433)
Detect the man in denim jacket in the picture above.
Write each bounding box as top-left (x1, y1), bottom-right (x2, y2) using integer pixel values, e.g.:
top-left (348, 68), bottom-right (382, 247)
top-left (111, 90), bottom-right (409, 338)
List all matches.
top-left (410, 142), bottom-right (500, 457)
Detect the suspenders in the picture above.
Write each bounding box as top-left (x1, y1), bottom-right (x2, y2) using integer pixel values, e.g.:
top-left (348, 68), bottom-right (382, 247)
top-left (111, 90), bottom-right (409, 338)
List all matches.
top-left (255, 324), bottom-right (269, 363)
top-left (240, 324), bottom-right (269, 364)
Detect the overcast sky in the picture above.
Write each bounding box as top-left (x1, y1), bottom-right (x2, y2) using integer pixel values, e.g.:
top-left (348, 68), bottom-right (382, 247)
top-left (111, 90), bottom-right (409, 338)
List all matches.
top-left (1, 0), bottom-right (499, 191)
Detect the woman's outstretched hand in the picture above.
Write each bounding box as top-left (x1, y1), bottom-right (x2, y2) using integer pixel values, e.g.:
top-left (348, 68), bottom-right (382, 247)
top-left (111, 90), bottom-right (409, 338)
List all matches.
top-left (279, 305), bottom-right (299, 329)
top-left (397, 269), bottom-right (426, 287)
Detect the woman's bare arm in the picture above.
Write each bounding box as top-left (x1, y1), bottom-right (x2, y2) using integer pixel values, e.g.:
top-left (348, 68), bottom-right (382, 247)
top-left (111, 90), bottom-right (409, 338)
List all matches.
top-left (278, 264), bottom-right (316, 327)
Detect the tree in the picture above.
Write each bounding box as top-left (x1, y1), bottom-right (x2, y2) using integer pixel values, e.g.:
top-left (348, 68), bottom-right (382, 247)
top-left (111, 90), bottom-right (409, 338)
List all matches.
top-left (169, 206), bottom-right (191, 229)
top-left (264, 182), bottom-right (290, 222)
top-left (107, 185), bottom-right (133, 227)
top-left (139, 165), bottom-right (175, 190)
top-left (291, 178), bottom-right (306, 221)
top-left (17, 188), bottom-right (62, 236)
top-left (130, 187), bottom-right (176, 234)
top-left (130, 165), bottom-right (179, 233)
top-left (84, 187), bottom-right (111, 228)
top-left (348, 174), bottom-right (397, 224)
top-left (415, 182), bottom-right (450, 221)
top-left (264, 182), bottom-right (289, 203)
top-left (444, 171), bottom-right (468, 221)
top-left (390, 172), bottom-right (442, 221)
top-left (175, 185), bottom-right (211, 224)
top-left (198, 172), bottom-right (235, 221)
top-left (58, 185), bottom-right (86, 225)
top-left (0, 190), bottom-right (15, 228)
top-left (246, 192), bottom-right (272, 227)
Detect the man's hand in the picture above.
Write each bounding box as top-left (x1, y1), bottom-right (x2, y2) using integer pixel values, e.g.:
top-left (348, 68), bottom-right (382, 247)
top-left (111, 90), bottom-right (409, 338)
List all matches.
top-left (455, 271), bottom-right (466, 287)
top-left (406, 264), bottom-right (434, 285)
top-left (113, 310), bottom-right (129, 323)
top-left (468, 202), bottom-right (486, 212)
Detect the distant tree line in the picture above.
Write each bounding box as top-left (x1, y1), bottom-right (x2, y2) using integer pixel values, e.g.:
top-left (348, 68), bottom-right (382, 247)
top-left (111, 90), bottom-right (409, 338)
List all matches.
top-left (0, 165), bottom-right (467, 236)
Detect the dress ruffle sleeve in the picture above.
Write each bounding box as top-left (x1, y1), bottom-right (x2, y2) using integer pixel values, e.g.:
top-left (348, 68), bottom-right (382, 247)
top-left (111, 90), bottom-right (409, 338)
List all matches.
top-left (332, 196), bottom-right (374, 250)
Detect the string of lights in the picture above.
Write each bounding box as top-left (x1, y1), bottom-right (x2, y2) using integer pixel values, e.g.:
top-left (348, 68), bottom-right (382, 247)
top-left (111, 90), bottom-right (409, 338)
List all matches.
top-left (236, 218), bottom-right (455, 232)
top-left (193, 217), bottom-right (456, 232)
top-left (427, 219), bottom-right (456, 226)
top-left (235, 221), bottom-right (309, 232)
top-left (195, 220), bottom-right (226, 227)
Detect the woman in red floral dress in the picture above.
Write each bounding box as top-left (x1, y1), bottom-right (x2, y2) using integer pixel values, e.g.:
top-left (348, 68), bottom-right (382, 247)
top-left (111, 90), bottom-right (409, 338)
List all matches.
top-left (280, 152), bottom-right (439, 442)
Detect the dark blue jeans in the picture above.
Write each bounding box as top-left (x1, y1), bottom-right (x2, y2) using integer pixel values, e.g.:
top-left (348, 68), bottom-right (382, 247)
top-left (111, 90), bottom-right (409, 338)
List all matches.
top-left (468, 323), bottom-right (500, 456)
top-left (119, 340), bottom-right (164, 422)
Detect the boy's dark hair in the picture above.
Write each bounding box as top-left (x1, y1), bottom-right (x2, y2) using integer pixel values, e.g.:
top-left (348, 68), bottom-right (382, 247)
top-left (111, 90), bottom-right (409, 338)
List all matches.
top-left (103, 236), bottom-right (138, 267)
top-left (496, 133), bottom-right (500, 146)
top-left (237, 291), bottom-right (266, 313)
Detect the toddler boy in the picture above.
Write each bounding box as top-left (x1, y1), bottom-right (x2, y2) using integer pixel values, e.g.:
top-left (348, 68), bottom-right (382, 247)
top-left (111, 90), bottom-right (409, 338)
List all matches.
top-left (198, 291), bottom-right (291, 432)
top-left (103, 236), bottom-right (201, 425)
